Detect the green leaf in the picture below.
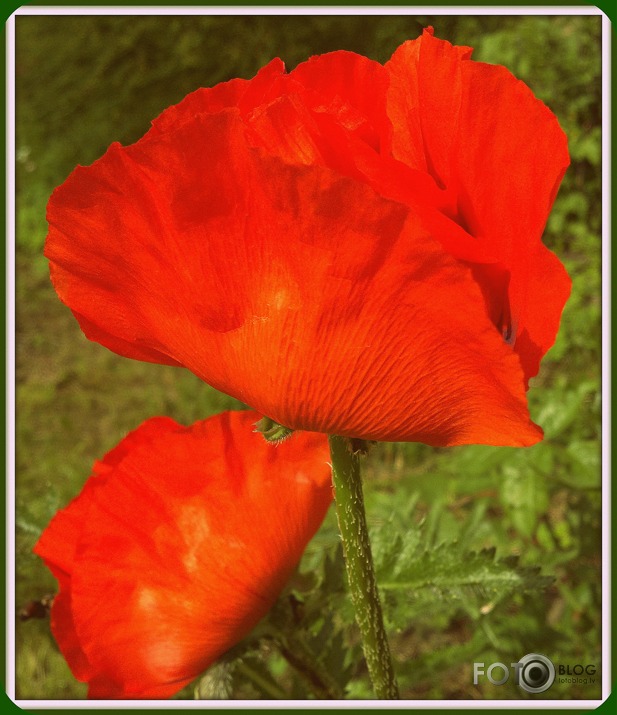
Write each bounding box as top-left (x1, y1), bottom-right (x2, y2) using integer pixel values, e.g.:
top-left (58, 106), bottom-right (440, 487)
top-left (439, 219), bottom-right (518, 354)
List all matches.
top-left (499, 465), bottom-right (549, 538)
top-left (376, 542), bottom-right (552, 624)
top-left (563, 440), bottom-right (601, 489)
top-left (532, 379), bottom-right (598, 438)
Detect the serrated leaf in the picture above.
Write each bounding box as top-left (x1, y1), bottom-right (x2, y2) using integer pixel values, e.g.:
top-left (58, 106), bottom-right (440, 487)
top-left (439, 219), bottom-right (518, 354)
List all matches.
top-left (377, 543), bottom-right (552, 624)
top-left (301, 613), bottom-right (356, 697)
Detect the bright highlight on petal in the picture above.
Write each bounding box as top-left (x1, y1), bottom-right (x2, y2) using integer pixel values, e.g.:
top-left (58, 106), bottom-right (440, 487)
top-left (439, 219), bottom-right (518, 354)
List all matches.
top-left (34, 411), bottom-right (332, 699)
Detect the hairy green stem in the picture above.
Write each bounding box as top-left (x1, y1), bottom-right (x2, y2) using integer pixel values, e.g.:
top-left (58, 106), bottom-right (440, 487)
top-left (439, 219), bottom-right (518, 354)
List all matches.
top-left (328, 435), bottom-right (399, 699)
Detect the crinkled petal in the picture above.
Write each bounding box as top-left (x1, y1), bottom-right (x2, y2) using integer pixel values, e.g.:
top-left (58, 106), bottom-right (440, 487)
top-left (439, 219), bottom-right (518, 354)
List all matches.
top-left (34, 479), bottom-right (104, 684)
top-left (48, 590), bottom-right (95, 683)
top-left (146, 58), bottom-right (286, 137)
top-left (386, 27), bottom-right (472, 186)
top-left (34, 477), bottom-right (101, 577)
top-left (385, 28), bottom-right (570, 381)
top-left (34, 411), bottom-right (332, 699)
top-left (46, 111), bottom-right (541, 446)
top-left (510, 244), bottom-right (572, 381)
top-left (455, 60), bottom-right (570, 379)
top-left (289, 50), bottom-right (390, 151)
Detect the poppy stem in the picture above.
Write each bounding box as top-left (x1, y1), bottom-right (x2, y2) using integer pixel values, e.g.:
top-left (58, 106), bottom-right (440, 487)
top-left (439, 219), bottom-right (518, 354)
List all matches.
top-left (328, 435), bottom-right (399, 700)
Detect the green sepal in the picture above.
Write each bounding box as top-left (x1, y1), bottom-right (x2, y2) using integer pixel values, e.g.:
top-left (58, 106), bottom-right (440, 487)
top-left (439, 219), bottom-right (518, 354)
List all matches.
top-left (254, 416), bottom-right (295, 444)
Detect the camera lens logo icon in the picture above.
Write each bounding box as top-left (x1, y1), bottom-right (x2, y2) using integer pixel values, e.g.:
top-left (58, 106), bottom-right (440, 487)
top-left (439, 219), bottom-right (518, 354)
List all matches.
top-left (517, 653), bottom-right (555, 693)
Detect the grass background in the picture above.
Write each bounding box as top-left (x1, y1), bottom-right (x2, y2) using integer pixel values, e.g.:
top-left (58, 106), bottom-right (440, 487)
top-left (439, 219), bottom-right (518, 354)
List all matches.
top-left (14, 12), bottom-right (602, 700)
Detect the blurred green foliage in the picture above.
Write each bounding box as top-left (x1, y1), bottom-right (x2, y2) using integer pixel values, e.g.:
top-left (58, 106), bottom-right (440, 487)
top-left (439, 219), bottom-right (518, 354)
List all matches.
top-left (15, 13), bottom-right (602, 701)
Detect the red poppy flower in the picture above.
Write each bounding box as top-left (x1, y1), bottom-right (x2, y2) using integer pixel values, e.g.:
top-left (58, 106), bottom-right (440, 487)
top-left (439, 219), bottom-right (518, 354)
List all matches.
top-left (33, 411), bottom-right (332, 699)
top-left (45, 28), bottom-right (570, 447)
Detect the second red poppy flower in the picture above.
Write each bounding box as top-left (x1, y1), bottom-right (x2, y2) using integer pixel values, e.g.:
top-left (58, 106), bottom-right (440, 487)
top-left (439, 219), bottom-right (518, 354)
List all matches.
top-left (34, 411), bottom-right (332, 699)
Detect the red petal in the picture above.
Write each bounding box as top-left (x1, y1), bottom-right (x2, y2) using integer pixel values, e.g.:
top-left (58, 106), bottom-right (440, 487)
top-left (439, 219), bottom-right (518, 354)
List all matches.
top-left (511, 244), bottom-right (572, 381)
top-left (92, 416), bottom-right (182, 474)
top-left (386, 28), bottom-right (472, 184)
top-left (246, 93), bottom-right (324, 165)
top-left (49, 590), bottom-right (95, 683)
top-left (242, 49), bottom-right (456, 250)
top-left (35, 411), bottom-right (331, 699)
top-left (454, 60), bottom-right (570, 379)
top-left (34, 477), bottom-right (101, 577)
top-left (69, 309), bottom-right (182, 367)
top-left (146, 58), bottom-right (286, 137)
top-left (46, 109), bottom-right (541, 446)
top-left (290, 50), bottom-right (390, 151)
top-left (386, 29), bottom-right (570, 381)
top-left (245, 88), bottom-right (418, 229)
top-left (34, 481), bottom-right (104, 684)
